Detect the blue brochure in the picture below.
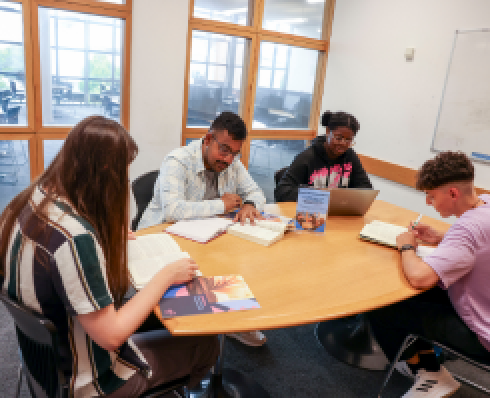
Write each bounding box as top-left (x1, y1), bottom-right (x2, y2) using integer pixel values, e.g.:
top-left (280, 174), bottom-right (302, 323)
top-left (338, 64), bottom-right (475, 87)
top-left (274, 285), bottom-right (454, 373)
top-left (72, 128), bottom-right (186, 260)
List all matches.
top-left (295, 187), bottom-right (330, 232)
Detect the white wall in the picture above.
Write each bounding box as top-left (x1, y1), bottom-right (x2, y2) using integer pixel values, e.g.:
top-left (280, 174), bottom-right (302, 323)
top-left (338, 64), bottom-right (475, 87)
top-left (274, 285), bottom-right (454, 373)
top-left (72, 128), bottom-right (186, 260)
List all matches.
top-left (321, 0), bottom-right (490, 223)
top-left (129, 0), bottom-right (490, 222)
top-left (129, 0), bottom-right (190, 216)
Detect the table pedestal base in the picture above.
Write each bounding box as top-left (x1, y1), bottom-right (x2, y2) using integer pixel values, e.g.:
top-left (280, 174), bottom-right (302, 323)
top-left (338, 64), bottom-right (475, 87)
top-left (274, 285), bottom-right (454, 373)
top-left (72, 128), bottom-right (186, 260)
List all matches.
top-left (315, 315), bottom-right (389, 371)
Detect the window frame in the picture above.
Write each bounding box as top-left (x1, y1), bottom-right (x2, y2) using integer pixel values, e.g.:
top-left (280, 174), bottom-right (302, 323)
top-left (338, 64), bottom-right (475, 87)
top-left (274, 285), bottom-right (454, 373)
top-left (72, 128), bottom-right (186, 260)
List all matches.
top-left (182, 0), bottom-right (336, 167)
top-left (0, 0), bottom-right (132, 179)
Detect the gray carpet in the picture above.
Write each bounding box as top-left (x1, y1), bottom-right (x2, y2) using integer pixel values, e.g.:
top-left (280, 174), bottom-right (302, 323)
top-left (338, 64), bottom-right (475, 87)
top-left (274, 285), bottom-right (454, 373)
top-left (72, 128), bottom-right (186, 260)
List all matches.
top-left (1, 302), bottom-right (488, 397)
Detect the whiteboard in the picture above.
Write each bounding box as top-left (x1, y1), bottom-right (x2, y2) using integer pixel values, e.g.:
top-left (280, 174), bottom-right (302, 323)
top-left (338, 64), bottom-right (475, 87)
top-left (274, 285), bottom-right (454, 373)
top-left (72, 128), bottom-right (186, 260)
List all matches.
top-left (432, 30), bottom-right (490, 163)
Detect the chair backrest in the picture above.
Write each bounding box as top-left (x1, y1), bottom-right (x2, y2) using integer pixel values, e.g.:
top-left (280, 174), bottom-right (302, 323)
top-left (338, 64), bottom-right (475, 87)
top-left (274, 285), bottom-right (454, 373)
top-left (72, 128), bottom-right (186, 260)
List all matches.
top-left (131, 170), bottom-right (159, 231)
top-left (0, 292), bottom-right (67, 398)
top-left (274, 167), bottom-right (288, 186)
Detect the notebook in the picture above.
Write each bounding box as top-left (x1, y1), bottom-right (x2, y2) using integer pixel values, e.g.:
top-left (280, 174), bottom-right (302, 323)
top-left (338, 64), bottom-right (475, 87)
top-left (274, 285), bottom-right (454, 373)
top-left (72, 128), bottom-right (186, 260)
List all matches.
top-left (359, 220), bottom-right (407, 247)
top-left (227, 218), bottom-right (292, 246)
top-left (128, 233), bottom-right (200, 290)
top-left (359, 220), bottom-right (437, 257)
top-left (165, 217), bottom-right (234, 243)
top-left (328, 188), bottom-right (379, 216)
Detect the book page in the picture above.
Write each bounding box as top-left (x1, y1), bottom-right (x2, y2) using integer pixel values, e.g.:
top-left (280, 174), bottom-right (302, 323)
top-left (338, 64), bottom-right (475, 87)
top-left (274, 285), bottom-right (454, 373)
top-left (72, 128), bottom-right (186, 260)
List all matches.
top-left (243, 219), bottom-right (288, 233)
top-left (130, 251), bottom-right (191, 289)
top-left (360, 220), bottom-right (408, 247)
top-left (128, 233), bottom-right (182, 263)
top-left (128, 233), bottom-right (194, 289)
top-left (165, 218), bottom-right (234, 243)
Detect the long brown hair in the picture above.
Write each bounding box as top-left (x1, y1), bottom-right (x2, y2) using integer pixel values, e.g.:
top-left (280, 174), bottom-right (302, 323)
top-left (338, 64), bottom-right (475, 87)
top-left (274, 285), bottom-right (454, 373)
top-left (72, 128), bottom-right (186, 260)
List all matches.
top-left (0, 116), bottom-right (138, 305)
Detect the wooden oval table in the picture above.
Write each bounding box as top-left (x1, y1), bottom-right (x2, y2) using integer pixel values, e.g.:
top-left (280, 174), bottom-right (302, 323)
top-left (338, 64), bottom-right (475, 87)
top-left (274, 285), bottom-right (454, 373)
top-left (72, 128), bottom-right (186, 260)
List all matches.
top-left (138, 201), bottom-right (450, 397)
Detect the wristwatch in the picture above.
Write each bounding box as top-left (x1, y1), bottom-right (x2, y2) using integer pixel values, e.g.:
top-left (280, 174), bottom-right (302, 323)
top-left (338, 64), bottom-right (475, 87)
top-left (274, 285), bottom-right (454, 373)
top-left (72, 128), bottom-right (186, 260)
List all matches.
top-left (399, 244), bottom-right (415, 252)
top-left (243, 200), bottom-right (256, 208)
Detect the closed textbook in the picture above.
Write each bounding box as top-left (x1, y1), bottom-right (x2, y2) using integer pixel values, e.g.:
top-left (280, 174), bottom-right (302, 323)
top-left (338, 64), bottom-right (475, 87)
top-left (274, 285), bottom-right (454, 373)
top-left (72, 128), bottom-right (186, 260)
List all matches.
top-left (128, 233), bottom-right (195, 290)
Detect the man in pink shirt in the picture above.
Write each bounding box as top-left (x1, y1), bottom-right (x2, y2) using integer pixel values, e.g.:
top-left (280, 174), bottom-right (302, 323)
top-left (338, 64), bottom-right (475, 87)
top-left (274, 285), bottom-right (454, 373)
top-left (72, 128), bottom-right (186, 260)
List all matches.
top-left (367, 151), bottom-right (490, 398)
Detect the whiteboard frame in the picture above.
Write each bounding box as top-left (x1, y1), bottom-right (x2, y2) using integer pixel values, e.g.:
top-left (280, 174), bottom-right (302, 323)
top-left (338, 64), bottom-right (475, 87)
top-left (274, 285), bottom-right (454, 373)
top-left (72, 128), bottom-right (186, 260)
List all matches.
top-left (431, 28), bottom-right (490, 165)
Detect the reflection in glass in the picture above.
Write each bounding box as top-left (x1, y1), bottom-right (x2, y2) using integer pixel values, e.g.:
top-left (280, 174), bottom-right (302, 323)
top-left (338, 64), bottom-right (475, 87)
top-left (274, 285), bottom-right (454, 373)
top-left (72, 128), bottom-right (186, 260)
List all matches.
top-left (253, 43), bottom-right (318, 129)
top-left (44, 139), bottom-right (64, 170)
top-left (248, 140), bottom-right (308, 203)
top-left (58, 20), bottom-right (84, 48)
top-left (0, 140), bottom-right (30, 212)
top-left (187, 31), bottom-right (246, 128)
top-left (0, 2), bottom-right (27, 126)
top-left (39, 7), bottom-right (124, 125)
top-left (263, 0), bottom-right (325, 40)
top-left (194, 0), bottom-right (249, 26)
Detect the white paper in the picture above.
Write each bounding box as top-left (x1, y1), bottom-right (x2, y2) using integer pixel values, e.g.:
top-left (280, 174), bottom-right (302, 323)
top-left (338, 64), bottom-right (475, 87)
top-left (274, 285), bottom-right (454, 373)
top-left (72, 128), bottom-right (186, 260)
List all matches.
top-left (416, 245), bottom-right (437, 259)
top-left (128, 233), bottom-right (191, 289)
top-left (165, 217), bottom-right (234, 243)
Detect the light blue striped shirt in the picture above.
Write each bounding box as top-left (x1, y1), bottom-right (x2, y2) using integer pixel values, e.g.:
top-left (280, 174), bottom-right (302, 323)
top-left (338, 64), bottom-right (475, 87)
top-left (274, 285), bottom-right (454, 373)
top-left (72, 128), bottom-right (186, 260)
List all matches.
top-left (137, 139), bottom-right (266, 229)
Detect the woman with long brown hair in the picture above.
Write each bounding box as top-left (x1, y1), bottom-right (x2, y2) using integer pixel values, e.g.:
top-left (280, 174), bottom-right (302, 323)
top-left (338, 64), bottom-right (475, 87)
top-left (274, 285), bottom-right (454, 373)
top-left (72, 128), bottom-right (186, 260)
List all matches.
top-left (0, 116), bottom-right (218, 397)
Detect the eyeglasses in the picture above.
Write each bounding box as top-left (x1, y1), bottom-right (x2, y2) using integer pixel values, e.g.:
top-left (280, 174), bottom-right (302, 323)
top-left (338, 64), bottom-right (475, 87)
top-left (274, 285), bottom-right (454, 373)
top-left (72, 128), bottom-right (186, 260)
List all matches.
top-left (213, 134), bottom-right (241, 158)
top-left (330, 133), bottom-right (355, 146)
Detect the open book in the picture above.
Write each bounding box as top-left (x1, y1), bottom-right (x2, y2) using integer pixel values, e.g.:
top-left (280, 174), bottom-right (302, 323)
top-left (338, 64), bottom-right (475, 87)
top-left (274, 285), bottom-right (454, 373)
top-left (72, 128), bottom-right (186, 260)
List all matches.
top-left (227, 218), bottom-right (293, 246)
top-left (128, 233), bottom-right (200, 290)
top-left (359, 220), bottom-right (437, 257)
top-left (165, 218), bottom-right (234, 243)
top-left (359, 220), bottom-right (407, 248)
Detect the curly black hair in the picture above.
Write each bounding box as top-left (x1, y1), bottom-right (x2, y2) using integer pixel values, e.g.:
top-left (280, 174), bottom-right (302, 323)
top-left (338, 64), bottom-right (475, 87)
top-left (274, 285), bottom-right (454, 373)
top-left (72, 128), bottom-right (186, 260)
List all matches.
top-left (321, 111), bottom-right (360, 135)
top-left (210, 111), bottom-right (247, 141)
top-left (416, 151), bottom-right (474, 190)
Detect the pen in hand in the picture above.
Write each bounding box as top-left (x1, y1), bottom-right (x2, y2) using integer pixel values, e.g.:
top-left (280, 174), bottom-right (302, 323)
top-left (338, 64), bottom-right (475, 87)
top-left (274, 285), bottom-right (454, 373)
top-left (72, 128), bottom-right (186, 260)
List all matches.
top-left (412, 214), bottom-right (423, 230)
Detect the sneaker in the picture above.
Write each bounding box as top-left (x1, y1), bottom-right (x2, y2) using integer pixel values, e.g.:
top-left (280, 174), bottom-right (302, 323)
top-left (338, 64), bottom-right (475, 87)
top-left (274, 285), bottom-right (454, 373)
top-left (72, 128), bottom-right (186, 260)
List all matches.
top-left (402, 366), bottom-right (461, 397)
top-left (227, 330), bottom-right (267, 347)
top-left (395, 361), bottom-right (416, 379)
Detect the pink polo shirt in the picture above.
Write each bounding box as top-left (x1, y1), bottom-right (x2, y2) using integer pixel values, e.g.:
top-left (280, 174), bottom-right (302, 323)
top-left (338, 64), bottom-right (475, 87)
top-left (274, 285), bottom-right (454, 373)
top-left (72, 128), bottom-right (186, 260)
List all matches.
top-left (424, 195), bottom-right (490, 352)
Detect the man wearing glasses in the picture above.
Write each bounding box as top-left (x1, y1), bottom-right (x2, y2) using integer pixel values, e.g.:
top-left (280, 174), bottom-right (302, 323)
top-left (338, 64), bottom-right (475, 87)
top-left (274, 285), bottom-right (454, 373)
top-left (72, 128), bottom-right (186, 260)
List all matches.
top-left (137, 111), bottom-right (267, 346)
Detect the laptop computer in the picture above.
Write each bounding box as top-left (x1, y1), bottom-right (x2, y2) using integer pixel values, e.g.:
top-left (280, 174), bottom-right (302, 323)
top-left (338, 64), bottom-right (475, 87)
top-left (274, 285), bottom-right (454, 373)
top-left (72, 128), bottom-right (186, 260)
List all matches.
top-left (327, 188), bottom-right (380, 216)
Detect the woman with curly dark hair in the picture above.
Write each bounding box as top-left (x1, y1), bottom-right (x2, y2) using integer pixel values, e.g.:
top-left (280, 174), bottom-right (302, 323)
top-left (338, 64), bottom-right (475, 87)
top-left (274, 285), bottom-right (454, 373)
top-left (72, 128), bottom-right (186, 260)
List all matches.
top-left (274, 110), bottom-right (372, 202)
top-left (0, 116), bottom-right (218, 397)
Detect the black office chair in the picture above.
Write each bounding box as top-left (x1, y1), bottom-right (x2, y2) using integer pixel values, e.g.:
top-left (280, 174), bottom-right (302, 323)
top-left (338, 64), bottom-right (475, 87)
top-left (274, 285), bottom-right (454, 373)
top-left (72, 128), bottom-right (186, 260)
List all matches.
top-left (274, 167), bottom-right (288, 187)
top-left (131, 170), bottom-right (159, 231)
top-left (1, 292), bottom-right (191, 398)
top-left (0, 292), bottom-right (69, 398)
top-left (378, 334), bottom-right (490, 397)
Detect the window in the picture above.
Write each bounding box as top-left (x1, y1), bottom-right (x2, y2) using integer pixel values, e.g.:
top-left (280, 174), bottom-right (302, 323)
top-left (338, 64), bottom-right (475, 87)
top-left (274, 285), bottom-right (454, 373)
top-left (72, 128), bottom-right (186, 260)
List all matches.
top-left (248, 139), bottom-right (308, 202)
top-left (39, 7), bottom-right (124, 125)
top-left (262, 0), bottom-right (326, 40)
top-left (0, 139), bottom-right (30, 210)
top-left (254, 43), bottom-right (318, 129)
top-left (188, 31), bottom-right (247, 128)
top-left (183, 0), bottom-right (334, 201)
top-left (0, 0), bottom-right (131, 213)
top-left (194, 0), bottom-right (249, 25)
top-left (0, 2), bottom-right (27, 126)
